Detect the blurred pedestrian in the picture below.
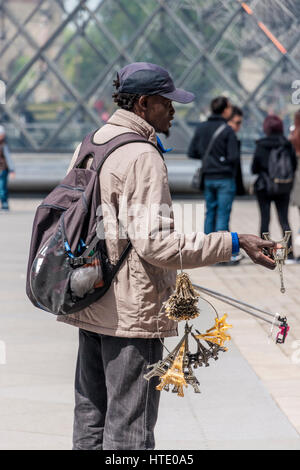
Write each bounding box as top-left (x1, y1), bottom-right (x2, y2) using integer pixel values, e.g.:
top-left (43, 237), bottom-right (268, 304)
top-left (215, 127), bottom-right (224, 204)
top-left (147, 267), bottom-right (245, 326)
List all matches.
top-left (289, 110), bottom-right (300, 254)
top-left (228, 105), bottom-right (243, 133)
top-left (252, 115), bottom-right (297, 261)
top-left (0, 125), bottom-right (15, 211)
top-left (227, 105), bottom-right (246, 262)
top-left (227, 105), bottom-right (246, 198)
top-left (188, 96), bottom-right (240, 244)
top-left (289, 110), bottom-right (300, 156)
top-left (289, 111), bottom-right (300, 205)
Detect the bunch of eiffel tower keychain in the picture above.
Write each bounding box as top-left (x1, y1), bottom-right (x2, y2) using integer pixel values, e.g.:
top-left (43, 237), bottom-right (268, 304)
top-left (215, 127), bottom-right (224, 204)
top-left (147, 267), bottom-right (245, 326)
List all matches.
top-left (144, 272), bottom-right (232, 397)
top-left (144, 234), bottom-right (291, 397)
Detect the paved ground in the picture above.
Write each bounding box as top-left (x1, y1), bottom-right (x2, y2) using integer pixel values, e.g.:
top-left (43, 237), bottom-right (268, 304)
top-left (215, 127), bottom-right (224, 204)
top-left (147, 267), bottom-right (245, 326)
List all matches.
top-left (0, 196), bottom-right (300, 450)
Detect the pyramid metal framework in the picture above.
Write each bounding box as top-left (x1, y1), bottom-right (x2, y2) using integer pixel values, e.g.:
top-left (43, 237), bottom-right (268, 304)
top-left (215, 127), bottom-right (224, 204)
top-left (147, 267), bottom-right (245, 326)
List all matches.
top-left (0, 0), bottom-right (299, 152)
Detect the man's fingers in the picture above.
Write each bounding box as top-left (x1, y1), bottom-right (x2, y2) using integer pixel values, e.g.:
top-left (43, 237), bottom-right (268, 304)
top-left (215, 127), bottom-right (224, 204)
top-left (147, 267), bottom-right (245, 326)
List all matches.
top-left (238, 234), bottom-right (279, 270)
top-left (258, 239), bottom-right (276, 248)
top-left (255, 252), bottom-right (276, 270)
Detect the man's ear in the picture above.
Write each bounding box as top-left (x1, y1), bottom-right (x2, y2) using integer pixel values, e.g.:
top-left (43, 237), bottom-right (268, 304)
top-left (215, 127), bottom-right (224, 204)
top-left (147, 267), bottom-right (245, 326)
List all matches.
top-left (138, 95), bottom-right (148, 111)
top-left (133, 95), bottom-right (148, 118)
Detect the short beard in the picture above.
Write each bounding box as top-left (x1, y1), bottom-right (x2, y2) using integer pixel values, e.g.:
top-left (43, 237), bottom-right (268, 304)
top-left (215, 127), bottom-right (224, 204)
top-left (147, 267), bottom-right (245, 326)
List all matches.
top-left (162, 129), bottom-right (170, 138)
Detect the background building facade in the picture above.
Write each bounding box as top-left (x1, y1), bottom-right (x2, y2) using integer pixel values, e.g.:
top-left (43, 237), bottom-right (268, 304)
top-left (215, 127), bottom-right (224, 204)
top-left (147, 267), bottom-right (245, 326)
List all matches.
top-left (0, 0), bottom-right (299, 152)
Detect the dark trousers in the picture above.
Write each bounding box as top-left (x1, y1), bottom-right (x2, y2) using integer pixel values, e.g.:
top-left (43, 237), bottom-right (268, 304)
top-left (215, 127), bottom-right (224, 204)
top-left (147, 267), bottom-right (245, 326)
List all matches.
top-left (73, 329), bottom-right (163, 450)
top-left (204, 177), bottom-right (236, 234)
top-left (256, 191), bottom-right (292, 251)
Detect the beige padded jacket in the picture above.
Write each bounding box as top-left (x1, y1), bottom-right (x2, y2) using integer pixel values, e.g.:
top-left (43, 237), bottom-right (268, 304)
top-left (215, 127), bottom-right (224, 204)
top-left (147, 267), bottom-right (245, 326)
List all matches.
top-left (57, 110), bottom-right (232, 338)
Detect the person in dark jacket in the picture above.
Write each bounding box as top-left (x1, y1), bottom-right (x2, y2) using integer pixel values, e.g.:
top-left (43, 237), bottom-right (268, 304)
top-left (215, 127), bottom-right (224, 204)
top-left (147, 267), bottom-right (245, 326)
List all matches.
top-left (227, 105), bottom-right (246, 198)
top-left (252, 114), bottom-right (297, 261)
top-left (227, 105), bottom-right (246, 263)
top-left (188, 96), bottom-right (239, 236)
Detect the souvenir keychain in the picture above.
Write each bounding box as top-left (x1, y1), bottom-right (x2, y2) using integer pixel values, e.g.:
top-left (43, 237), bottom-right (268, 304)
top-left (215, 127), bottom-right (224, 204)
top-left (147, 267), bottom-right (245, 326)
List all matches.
top-left (263, 231), bottom-right (291, 293)
top-left (144, 248), bottom-right (232, 397)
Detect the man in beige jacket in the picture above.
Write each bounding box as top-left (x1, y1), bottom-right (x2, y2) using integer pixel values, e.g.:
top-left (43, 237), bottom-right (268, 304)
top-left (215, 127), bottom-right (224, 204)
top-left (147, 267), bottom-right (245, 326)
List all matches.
top-left (59, 63), bottom-right (276, 450)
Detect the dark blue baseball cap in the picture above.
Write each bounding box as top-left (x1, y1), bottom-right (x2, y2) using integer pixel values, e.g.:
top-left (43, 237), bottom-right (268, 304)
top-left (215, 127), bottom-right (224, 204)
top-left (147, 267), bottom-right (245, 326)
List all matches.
top-left (117, 62), bottom-right (195, 104)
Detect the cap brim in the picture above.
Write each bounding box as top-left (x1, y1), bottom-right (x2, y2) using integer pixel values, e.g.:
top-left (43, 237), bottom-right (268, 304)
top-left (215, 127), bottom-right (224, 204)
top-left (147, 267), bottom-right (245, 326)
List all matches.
top-left (161, 88), bottom-right (195, 104)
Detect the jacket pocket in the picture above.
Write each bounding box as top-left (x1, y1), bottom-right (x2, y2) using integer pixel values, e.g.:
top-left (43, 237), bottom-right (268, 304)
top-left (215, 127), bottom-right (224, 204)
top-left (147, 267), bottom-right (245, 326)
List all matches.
top-left (139, 257), bottom-right (176, 294)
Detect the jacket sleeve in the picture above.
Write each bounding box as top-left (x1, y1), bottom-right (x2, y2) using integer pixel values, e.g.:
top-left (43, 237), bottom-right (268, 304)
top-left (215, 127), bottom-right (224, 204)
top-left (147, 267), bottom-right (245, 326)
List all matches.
top-left (251, 144), bottom-right (261, 174)
top-left (187, 126), bottom-right (202, 160)
top-left (226, 129), bottom-right (239, 164)
top-left (119, 150), bottom-right (232, 270)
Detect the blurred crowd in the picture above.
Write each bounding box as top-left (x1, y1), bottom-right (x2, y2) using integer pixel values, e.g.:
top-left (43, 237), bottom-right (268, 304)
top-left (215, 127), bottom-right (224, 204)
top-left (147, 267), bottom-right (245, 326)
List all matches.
top-left (1, 97), bottom-right (300, 266)
top-left (188, 97), bottom-right (300, 264)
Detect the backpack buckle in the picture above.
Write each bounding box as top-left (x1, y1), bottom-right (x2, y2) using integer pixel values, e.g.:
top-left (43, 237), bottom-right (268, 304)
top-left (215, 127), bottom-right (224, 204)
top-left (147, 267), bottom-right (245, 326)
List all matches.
top-left (70, 255), bottom-right (98, 267)
top-left (70, 257), bottom-right (87, 267)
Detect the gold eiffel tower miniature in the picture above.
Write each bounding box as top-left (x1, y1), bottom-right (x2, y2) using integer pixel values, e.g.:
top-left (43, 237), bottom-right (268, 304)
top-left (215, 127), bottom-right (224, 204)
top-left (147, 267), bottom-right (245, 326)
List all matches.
top-left (144, 335), bottom-right (186, 382)
top-left (156, 341), bottom-right (188, 397)
top-left (195, 314), bottom-right (232, 350)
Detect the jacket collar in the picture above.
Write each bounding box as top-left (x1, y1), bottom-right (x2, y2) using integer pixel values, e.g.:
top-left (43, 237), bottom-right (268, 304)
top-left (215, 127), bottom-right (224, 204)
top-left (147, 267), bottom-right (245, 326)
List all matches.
top-left (256, 134), bottom-right (287, 147)
top-left (108, 109), bottom-right (157, 145)
top-left (208, 115), bottom-right (227, 123)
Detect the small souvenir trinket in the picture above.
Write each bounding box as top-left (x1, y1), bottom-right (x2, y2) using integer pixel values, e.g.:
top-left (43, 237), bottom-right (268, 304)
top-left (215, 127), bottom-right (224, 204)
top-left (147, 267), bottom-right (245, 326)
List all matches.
top-left (163, 272), bottom-right (200, 321)
top-left (263, 231), bottom-right (291, 293)
top-left (195, 314), bottom-right (232, 350)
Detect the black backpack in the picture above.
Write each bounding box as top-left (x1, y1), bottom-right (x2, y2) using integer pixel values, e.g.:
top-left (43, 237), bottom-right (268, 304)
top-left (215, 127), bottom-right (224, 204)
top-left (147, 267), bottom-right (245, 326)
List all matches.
top-left (26, 131), bottom-right (161, 316)
top-left (266, 141), bottom-right (294, 196)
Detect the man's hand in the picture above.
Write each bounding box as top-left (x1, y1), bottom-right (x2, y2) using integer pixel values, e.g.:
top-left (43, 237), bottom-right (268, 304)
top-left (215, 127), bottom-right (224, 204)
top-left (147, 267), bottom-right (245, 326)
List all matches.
top-left (238, 234), bottom-right (276, 270)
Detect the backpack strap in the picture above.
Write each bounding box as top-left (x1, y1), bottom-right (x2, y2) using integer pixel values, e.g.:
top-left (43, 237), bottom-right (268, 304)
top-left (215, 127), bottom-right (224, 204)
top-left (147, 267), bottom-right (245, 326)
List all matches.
top-left (74, 131), bottom-right (95, 169)
top-left (203, 123), bottom-right (227, 164)
top-left (74, 131), bottom-right (163, 170)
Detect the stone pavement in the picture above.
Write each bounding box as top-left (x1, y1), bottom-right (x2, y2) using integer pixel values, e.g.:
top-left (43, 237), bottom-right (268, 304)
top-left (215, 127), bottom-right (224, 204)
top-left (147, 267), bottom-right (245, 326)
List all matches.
top-left (0, 196), bottom-right (300, 450)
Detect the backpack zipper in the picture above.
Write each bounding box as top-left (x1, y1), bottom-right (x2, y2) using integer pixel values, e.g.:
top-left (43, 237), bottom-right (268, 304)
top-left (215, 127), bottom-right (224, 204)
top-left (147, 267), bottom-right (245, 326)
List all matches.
top-left (58, 184), bottom-right (85, 192)
top-left (41, 203), bottom-right (67, 211)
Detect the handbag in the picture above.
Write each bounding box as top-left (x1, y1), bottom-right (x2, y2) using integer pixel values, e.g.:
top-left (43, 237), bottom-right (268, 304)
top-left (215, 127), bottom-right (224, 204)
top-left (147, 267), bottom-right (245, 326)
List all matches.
top-left (192, 123), bottom-right (227, 191)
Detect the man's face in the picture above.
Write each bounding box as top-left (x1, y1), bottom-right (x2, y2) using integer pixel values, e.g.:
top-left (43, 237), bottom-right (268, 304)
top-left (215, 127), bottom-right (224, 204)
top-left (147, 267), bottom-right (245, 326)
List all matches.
top-left (228, 115), bottom-right (243, 133)
top-left (143, 95), bottom-right (175, 134)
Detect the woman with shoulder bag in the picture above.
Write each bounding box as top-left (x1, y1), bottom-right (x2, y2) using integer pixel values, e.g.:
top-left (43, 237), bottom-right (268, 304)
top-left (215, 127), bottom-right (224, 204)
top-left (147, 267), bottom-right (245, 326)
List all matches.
top-left (252, 115), bottom-right (297, 262)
